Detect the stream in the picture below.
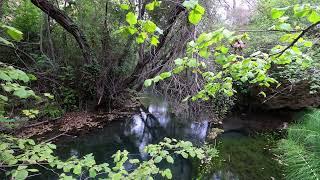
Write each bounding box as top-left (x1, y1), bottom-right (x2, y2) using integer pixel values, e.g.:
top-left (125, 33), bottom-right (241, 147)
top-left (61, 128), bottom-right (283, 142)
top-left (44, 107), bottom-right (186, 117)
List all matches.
top-left (50, 95), bottom-right (287, 180)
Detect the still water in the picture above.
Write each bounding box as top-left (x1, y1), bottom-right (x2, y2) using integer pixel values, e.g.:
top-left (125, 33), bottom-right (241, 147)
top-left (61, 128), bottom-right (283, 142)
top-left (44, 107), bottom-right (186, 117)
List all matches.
top-left (53, 96), bottom-right (283, 180)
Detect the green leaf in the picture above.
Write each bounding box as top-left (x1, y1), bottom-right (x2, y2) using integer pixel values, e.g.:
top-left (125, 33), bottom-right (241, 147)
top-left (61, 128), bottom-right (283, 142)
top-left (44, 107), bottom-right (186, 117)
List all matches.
top-left (3, 25), bottom-right (23, 41)
top-left (182, 0), bottom-right (198, 9)
top-left (154, 156), bottom-right (163, 163)
top-left (166, 156), bottom-right (174, 164)
top-left (160, 72), bottom-right (172, 79)
top-left (188, 9), bottom-right (203, 25)
top-left (151, 36), bottom-right (160, 46)
top-left (163, 169), bottom-right (172, 179)
top-left (13, 88), bottom-right (29, 99)
top-left (144, 20), bottom-right (157, 33)
top-left (0, 71), bottom-right (12, 81)
top-left (120, 4), bottom-right (130, 10)
top-left (0, 37), bottom-right (13, 46)
top-left (146, 1), bottom-right (155, 11)
top-left (126, 12), bottom-right (137, 25)
top-left (14, 170), bottom-right (28, 180)
top-left (129, 159), bottom-right (140, 164)
top-left (181, 152), bottom-right (188, 158)
top-left (304, 41), bottom-right (313, 47)
top-left (144, 79), bottom-right (153, 87)
top-left (271, 8), bottom-right (287, 19)
top-left (89, 168), bottom-right (97, 178)
top-left (278, 23), bottom-right (292, 31)
top-left (187, 58), bottom-right (197, 67)
top-left (308, 10), bottom-right (320, 24)
top-left (174, 58), bottom-right (184, 66)
top-left (194, 4), bottom-right (205, 14)
top-left (259, 91), bottom-right (267, 98)
top-left (73, 164), bottom-right (82, 175)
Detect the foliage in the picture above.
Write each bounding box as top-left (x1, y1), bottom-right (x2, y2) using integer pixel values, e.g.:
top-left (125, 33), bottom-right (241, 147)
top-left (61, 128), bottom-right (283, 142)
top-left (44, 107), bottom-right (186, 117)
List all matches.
top-left (143, 3), bottom-right (319, 101)
top-left (0, 136), bottom-right (217, 180)
top-left (276, 109), bottom-right (320, 180)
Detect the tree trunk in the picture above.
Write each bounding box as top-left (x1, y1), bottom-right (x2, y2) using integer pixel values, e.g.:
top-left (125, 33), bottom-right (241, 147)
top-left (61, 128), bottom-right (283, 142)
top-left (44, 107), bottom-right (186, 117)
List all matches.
top-left (31, 0), bottom-right (94, 64)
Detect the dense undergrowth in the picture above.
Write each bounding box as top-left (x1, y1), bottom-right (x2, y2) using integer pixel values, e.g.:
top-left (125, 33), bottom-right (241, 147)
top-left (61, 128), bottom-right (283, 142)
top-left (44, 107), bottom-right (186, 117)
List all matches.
top-left (277, 109), bottom-right (320, 180)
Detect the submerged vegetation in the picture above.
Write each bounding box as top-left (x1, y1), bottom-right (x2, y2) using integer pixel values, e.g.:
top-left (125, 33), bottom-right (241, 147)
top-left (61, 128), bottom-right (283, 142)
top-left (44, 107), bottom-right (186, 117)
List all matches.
top-left (0, 0), bottom-right (320, 179)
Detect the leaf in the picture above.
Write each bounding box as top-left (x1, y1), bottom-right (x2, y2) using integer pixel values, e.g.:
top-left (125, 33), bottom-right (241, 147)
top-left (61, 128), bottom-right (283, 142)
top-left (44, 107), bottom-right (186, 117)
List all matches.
top-left (89, 168), bottom-right (97, 178)
top-left (0, 37), bottom-right (13, 46)
top-left (166, 156), bottom-right (174, 164)
top-left (143, 20), bottom-right (157, 33)
top-left (188, 9), bottom-right (203, 25)
top-left (129, 159), bottom-right (140, 164)
top-left (271, 8), bottom-right (287, 19)
top-left (181, 152), bottom-right (188, 158)
top-left (144, 79), bottom-right (153, 87)
top-left (13, 88), bottom-right (29, 99)
top-left (304, 41), bottom-right (313, 47)
top-left (163, 169), bottom-right (172, 179)
top-left (174, 58), bottom-right (184, 66)
top-left (146, 1), bottom-right (155, 11)
top-left (308, 10), bottom-right (320, 24)
top-left (278, 23), bottom-right (292, 31)
top-left (126, 12), bottom-right (137, 25)
top-left (182, 0), bottom-right (198, 9)
top-left (14, 170), bottom-right (28, 180)
top-left (187, 58), bottom-right (197, 67)
top-left (3, 25), bottom-right (23, 41)
top-left (0, 71), bottom-right (12, 81)
top-left (151, 36), bottom-right (160, 46)
top-left (73, 164), bottom-right (82, 175)
top-left (120, 4), bottom-right (130, 10)
top-left (160, 72), bottom-right (172, 79)
top-left (154, 156), bottom-right (162, 163)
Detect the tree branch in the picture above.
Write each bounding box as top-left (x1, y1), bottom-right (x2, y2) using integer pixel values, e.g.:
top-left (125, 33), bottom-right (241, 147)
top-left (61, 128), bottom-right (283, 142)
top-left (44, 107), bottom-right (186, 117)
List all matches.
top-left (272, 21), bottom-right (320, 57)
top-left (30, 0), bottom-right (94, 64)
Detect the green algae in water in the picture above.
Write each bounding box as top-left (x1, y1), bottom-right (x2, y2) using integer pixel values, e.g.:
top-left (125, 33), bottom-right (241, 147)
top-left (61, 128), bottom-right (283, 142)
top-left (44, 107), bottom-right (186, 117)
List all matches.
top-left (197, 134), bottom-right (284, 180)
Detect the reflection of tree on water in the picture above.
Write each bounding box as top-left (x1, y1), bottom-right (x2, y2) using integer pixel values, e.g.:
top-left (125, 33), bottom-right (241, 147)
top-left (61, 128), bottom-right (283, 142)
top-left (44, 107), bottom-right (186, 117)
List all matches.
top-left (124, 99), bottom-right (210, 158)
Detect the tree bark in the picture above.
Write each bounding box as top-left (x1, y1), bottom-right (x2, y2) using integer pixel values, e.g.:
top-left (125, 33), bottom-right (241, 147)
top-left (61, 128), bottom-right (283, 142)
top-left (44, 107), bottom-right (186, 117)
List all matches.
top-left (31, 0), bottom-right (94, 64)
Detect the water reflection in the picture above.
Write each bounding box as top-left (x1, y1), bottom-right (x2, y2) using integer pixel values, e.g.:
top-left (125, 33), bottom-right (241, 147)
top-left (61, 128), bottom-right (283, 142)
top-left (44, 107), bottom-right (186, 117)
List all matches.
top-left (124, 99), bottom-right (209, 158)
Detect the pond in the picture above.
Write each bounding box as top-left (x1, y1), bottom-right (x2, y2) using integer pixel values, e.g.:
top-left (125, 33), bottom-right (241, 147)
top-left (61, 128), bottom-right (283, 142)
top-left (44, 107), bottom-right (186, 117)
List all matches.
top-left (44, 95), bottom-right (285, 180)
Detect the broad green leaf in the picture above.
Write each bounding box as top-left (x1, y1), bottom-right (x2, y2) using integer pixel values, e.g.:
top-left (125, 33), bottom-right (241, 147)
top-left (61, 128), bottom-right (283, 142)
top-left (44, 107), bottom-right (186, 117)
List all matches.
top-left (187, 58), bottom-right (197, 67)
top-left (126, 12), bottom-right (137, 25)
top-left (144, 20), bottom-right (157, 33)
top-left (160, 72), bottom-right (172, 79)
top-left (182, 0), bottom-right (198, 9)
top-left (308, 10), bottom-right (320, 24)
top-left (144, 79), bottom-right (152, 87)
top-left (73, 164), bottom-right (82, 175)
top-left (194, 4), bottom-right (205, 14)
top-left (0, 71), bottom-right (12, 81)
top-left (278, 23), bottom-right (292, 31)
top-left (174, 58), bottom-right (184, 66)
top-left (14, 88), bottom-right (29, 98)
top-left (166, 156), bottom-right (174, 164)
top-left (151, 36), bottom-right (159, 46)
top-left (0, 37), bottom-right (13, 46)
top-left (163, 169), bottom-right (172, 179)
top-left (154, 156), bottom-right (162, 163)
top-left (271, 8), bottom-right (287, 19)
top-left (146, 1), bottom-right (155, 11)
top-left (120, 4), bottom-right (130, 10)
top-left (14, 170), bottom-right (28, 180)
top-left (3, 25), bottom-right (23, 41)
top-left (188, 10), bottom-right (203, 25)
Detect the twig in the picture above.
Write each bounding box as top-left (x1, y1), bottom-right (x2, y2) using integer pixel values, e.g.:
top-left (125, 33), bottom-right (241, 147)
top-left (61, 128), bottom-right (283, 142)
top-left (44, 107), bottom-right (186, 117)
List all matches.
top-left (271, 21), bottom-right (320, 57)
